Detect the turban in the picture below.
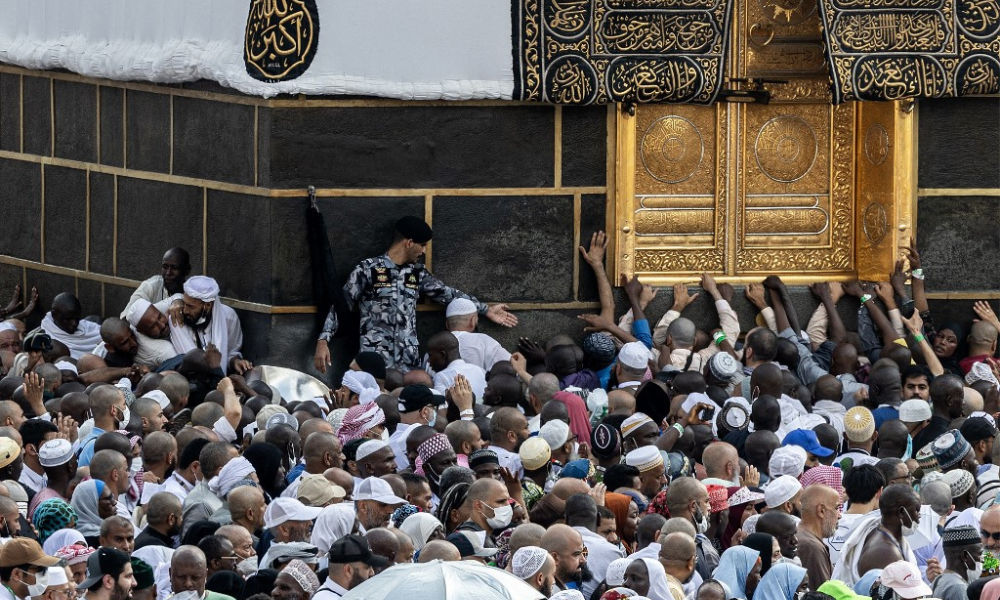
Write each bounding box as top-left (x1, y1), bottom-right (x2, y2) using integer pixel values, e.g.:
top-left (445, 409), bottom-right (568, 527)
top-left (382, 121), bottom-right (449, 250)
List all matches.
top-left (625, 446), bottom-right (663, 473)
top-left (183, 276), bottom-right (220, 302)
top-left (342, 371), bottom-right (381, 405)
top-left (511, 546), bottom-right (549, 579)
top-left (337, 403), bottom-right (386, 445)
top-left (209, 457), bottom-right (256, 497)
top-left (259, 542), bottom-right (319, 570)
top-left (418, 434), bottom-right (452, 464)
top-left (283, 559), bottom-right (320, 595)
top-left (621, 413), bottom-right (654, 438)
top-left (125, 299), bottom-right (153, 327)
top-left (54, 544), bottom-right (95, 566)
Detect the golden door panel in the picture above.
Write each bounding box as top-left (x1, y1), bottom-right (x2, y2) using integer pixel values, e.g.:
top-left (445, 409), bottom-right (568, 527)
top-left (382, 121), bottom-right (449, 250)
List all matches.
top-left (740, 0), bottom-right (828, 81)
top-left (626, 104), bottom-right (729, 275)
top-left (735, 102), bottom-right (856, 273)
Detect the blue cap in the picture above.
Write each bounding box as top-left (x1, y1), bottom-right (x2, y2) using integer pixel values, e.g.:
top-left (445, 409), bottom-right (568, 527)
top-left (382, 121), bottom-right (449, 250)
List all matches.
top-left (559, 459), bottom-right (592, 480)
top-left (782, 428), bottom-right (834, 457)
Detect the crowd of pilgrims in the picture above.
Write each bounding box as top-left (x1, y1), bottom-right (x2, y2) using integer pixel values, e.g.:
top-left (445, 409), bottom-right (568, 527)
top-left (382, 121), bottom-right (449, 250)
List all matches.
top-left (0, 231), bottom-right (999, 600)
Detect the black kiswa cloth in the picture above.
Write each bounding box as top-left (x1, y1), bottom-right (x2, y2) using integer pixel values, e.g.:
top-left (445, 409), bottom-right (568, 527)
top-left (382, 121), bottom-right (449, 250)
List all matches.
top-left (306, 194), bottom-right (358, 341)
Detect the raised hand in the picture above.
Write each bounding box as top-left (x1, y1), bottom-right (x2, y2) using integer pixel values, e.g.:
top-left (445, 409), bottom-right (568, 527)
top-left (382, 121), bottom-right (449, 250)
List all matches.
top-left (579, 231), bottom-right (608, 267)
top-left (717, 282), bottom-right (735, 303)
top-left (745, 283), bottom-right (767, 309)
top-left (486, 304), bottom-right (518, 328)
top-left (3, 285), bottom-right (21, 315)
top-left (842, 280), bottom-right (864, 298)
top-left (974, 301), bottom-right (1000, 332)
top-left (517, 338), bottom-right (546, 363)
top-left (901, 236), bottom-right (921, 270)
top-left (577, 313), bottom-right (613, 333)
top-left (671, 283), bottom-right (700, 312)
top-left (448, 374), bottom-right (474, 412)
top-left (809, 282), bottom-right (831, 300)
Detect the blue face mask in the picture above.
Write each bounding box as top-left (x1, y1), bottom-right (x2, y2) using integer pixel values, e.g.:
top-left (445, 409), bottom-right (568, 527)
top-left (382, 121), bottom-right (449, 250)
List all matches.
top-left (426, 409), bottom-right (437, 428)
top-left (905, 434), bottom-right (913, 460)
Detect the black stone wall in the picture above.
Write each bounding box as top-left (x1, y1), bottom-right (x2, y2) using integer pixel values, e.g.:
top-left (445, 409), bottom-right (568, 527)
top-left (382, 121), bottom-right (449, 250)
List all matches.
top-left (0, 65), bottom-right (997, 387)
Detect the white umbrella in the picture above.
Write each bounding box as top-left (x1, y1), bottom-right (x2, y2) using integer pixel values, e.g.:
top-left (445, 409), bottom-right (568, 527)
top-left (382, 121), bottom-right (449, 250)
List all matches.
top-left (340, 560), bottom-right (546, 600)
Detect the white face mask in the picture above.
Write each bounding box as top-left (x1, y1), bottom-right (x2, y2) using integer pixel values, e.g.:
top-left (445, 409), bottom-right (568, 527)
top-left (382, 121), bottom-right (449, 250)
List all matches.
top-left (694, 506), bottom-right (709, 535)
top-left (483, 502), bottom-right (513, 530)
top-left (381, 428), bottom-right (390, 442)
top-left (569, 441), bottom-right (580, 463)
top-left (426, 408), bottom-right (437, 428)
top-left (901, 507), bottom-right (919, 537)
top-left (116, 405), bottom-right (131, 428)
top-left (237, 556), bottom-right (259, 577)
top-left (969, 561), bottom-right (983, 582)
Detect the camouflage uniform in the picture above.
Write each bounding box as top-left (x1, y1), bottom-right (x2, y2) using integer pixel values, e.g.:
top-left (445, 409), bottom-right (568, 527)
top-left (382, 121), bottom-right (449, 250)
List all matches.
top-left (319, 254), bottom-right (487, 371)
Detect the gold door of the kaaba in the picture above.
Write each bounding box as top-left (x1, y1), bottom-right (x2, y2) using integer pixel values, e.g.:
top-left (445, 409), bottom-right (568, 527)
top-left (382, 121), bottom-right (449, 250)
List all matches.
top-left (612, 0), bottom-right (915, 285)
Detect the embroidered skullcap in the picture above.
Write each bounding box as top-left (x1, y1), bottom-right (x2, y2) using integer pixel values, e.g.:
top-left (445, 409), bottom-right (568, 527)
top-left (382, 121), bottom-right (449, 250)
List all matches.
top-left (0, 438), bottom-right (20, 468)
top-left (395, 216), bottom-right (433, 244)
top-left (267, 412), bottom-right (299, 432)
top-left (326, 408), bottom-right (349, 432)
top-left (342, 371), bottom-right (381, 406)
top-left (446, 298), bottom-right (477, 318)
top-left (141, 390), bottom-right (171, 411)
top-left (337, 403), bottom-right (386, 445)
top-left (922, 471), bottom-right (944, 486)
top-left (728, 487), bottom-right (765, 507)
top-left (356, 440), bottom-right (389, 462)
top-left (417, 434), bottom-right (451, 464)
top-left (967, 361), bottom-right (1000, 389)
top-left (390, 504), bottom-right (420, 529)
top-left (621, 413), bottom-right (655, 438)
top-left (931, 429), bottom-right (972, 469)
top-left (844, 406), bottom-right (876, 443)
top-left (511, 546), bottom-right (549, 579)
top-left (706, 484), bottom-right (729, 513)
top-left (183, 276), bottom-right (220, 302)
top-left (591, 423), bottom-right (622, 460)
top-left (539, 419), bottom-right (572, 450)
top-left (719, 403), bottom-right (750, 432)
top-left (769, 445), bottom-right (807, 478)
top-left (256, 405), bottom-right (289, 431)
top-left (605, 558), bottom-right (632, 587)
top-left (618, 342), bottom-right (651, 371)
top-left (709, 352), bottom-right (740, 381)
top-left (469, 449), bottom-right (499, 470)
top-left (942, 469), bottom-right (975, 498)
top-left (664, 452), bottom-right (692, 481)
top-left (799, 464), bottom-right (844, 495)
top-left (916, 443), bottom-right (939, 473)
top-left (54, 544), bottom-right (94, 566)
top-left (38, 439), bottom-right (73, 467)
top-left (942, 525), bottom-right (981, 548)
top-left (519, 437), bottom-right (551, 471)
top-left (742, 514), bottom-right (760, 534)
top-left (764, 475), bottom-right (802, 509)
top-left (208, 457), bottom-right (256, 497)
top-left (124, 299), bottom-right (153, 327)
top-left (583, 333), bottom-right (617, 364)
top-left (625, 446), bottom-right (663, 473)
top-left (969, 411), bottom-right (998, 428)
top-left (977, 468), bottom-right (1000, 509)
top-left (283, 559), bottom-right (320, 595)
top-left (550, 591), bottom-right (585, 600)
top-left (899, 399), bottom-right (932, 423)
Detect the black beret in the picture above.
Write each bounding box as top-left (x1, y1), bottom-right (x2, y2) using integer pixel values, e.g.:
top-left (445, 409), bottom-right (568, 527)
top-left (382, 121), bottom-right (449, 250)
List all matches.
top-left (395, 216), bottom-right (433, 244)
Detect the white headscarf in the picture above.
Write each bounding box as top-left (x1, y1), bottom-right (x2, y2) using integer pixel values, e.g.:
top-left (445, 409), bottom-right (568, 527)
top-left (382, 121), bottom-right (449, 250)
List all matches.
top-left (399, 513), bottom-right (443, 551)
top-left (634, 558), bottom-right (671, 600)
top-left (208, 457), bottom-right (256, 497)
top-left (342, 371), bottom-right (380, 405)
top-left (311, 505), bottom-right (356, 554)
top-left (42, 529), bottom-right (85, 556)
top-left (69, 480), bottom-right (104, 537)
top-left (183, 276), bottom-right (220, 302)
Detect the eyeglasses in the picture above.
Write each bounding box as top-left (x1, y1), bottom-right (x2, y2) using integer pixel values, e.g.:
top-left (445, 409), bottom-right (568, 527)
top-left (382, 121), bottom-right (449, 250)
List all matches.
top-left (889, 474), bottom-right (914, 485)
top-left (981, 529), bottom-right (1000, 541)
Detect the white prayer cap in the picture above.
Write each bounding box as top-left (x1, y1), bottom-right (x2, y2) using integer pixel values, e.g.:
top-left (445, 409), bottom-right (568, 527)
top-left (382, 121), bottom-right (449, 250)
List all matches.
top-left (0, 322), bottom-right (16, 333)
top-left (183, 276), bottom-right (220, 302)
top-left (764, 475), bottom-right (802, 508)
top-left (769, 445), bottom-right (807, 478)
top-left (618, 341), bottom-right (651, 370)
top-left (39, 439), bottom-right (73, 467)
top-left (125, 299), bottom-right (153, 327)
top-left (446, 298), bottom-right (477, 318)
top-left (356, 440), bottom-right (389, 462)
top-left (621, 412), bottom-right (655, 438)
top-left (539, 419), bottom-right (572, 451)
top-left (605, 558), bottom-right (632, 586)
top-left (141, 390), bottom-right (171, 410)
top-left (511, 546), bottom-right (549, 579)
top-left (625, 446), bottom-right (663, 473)
top-left (550, 591), bottom-right (584, 600)
top-left (899, 399), bottom-right (933, 423)
top-left (28, 566), bottom-right (68, 598)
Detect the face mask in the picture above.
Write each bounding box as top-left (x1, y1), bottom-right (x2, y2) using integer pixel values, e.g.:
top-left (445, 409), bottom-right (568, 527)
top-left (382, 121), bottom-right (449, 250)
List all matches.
top-left (194, 306), bottom-right (211, 327)
top-left (116, 405), bottom-right (130, 428)
top-left (795, 593), bottom-right (805, 600)
top-left (426, 408), bottom-right (437, 428)
top-left (969, 561), bottom-right (984, 582)
top-left (482, 502), bottom-right (513, 530)
top-left (381, 428), bottom-right (390, 442)
top-left (569, 441), bottom-right (580, 463)
top-left (901, 507), bottom-right (918, 537)
top-left (25, 570), bottom-right (47, 597)
top-left (131, 456), bottom-right (144, 474)
top-left (236, 556), bottom-right (258, 577)
top-left (694, 506), bottom-right (709, 535)
top-left (904, 434), bottom-right (913, 460)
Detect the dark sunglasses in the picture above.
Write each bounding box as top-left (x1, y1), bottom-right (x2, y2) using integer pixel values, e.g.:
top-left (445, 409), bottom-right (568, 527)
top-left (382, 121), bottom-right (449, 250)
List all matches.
top-left (981, 529), bottom-right (1000, 541)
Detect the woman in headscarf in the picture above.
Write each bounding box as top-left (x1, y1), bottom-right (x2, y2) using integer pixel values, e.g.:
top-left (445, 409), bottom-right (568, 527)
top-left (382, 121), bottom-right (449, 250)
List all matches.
top-left (436, 482), bottom-right (471, 535)
top-left (32, 499), bottom-right (77, 547)
top-left (932, 322), bottom-right (965, 376)
top-left (606, 493), bottom-right (639, 555)
top-left (741, 533), bottom-right (781, 576)
top-left (553, 391), bottom-right (594, 443)
top-left (623, 558), bottom-right (671, 600)
top-left (399, 512), bottom-right (444, 554)
top-left (712, 546), bottom-right (761, 600)
top-left (43, 529), bottom-right (85, 556)
top-left (70, 480), bottom-right (108, 546)
top-left (244, 443), bottom-right (286, 500)
top-left (722, 487), bottom-right (764, 550)
top-left (752, 563), bottom-right (808, 600)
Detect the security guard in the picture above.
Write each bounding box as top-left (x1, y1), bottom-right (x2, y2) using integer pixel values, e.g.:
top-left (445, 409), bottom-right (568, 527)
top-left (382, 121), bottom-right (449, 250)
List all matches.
top-left (314, 216), bottom-right (517, 373)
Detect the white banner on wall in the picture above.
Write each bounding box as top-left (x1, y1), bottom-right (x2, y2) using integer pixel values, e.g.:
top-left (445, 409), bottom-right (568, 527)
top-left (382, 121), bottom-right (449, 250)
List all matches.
top-left (0, 0), bottom-right (516, 100)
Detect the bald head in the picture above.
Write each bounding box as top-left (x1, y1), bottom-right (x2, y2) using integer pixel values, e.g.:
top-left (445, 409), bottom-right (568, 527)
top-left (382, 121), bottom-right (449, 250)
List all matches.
top-left (508, 523), bottom-right (547, 556)
top-left (540, 524), bottom-right (583, 554)
top-left (607, 390), bottom-right (635, 415)
top-left (143, 431), bottom-right (177, 465)
top-left (172, 545), bottom-right (207, 568)
top-left (551, 477), bottom-right (590, 500)
top-left (814, 375), bottom-right (844, 402)
top-left (750, 363), bottom-right (783, 398)
top-left (801, 484), bottom-right (838, 512)
top-left (666, 318), bottom-right (696, 348)
top-left (659, 532), bottom-right (696, 562)
top-left (970, 321), bottom-right (999, 347)
top-left (417, 540), bottom-right (460, 562)
top-left (702, 442), bottom-right (738, 481)
top-left (365, 528), bottom-right (400, 563)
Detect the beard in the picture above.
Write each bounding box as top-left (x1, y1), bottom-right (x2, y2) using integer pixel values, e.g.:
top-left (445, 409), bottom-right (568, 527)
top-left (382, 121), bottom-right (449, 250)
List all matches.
top-left (568, 563), bottom-right (593, 587)
top-left (539, 583), bottom-right (553, 598)
top-left (348, 571), bottom-right (368, 590)
top-left (110, 583), bottom-right (131, 600)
